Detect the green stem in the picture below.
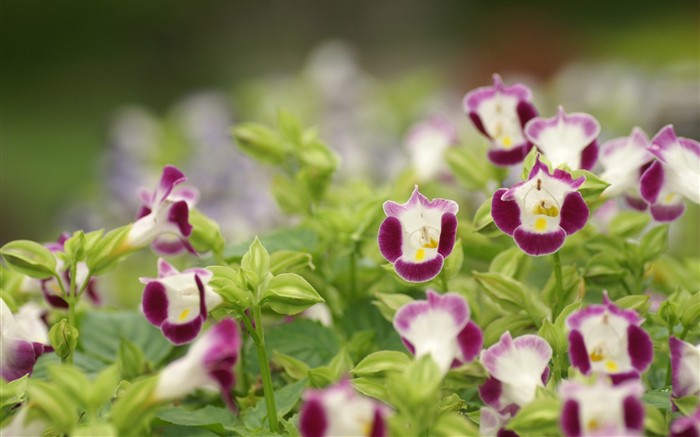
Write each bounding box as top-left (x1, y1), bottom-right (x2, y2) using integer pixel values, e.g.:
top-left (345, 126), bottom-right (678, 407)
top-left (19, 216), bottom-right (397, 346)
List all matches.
top-left (679, 325), bottom-right (690, 340)
top-left (241, 312), bottom-right (261, 344)
top-left (252, 306), bottom-right (278, 433)
top-left (551, 251), bottom-right (564, 321)
top-left (440, 269), bottom-right (449, 292)
top-left (349, 249), bottom-right (357, 299)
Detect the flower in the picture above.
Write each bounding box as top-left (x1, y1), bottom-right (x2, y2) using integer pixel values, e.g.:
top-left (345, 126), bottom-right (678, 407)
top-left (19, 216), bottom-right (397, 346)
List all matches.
top-left (479, 406), bottom-right (517, 437)
top-left (39, 233), bottom-right (101, 309)
top-left (393, 290), bottom-right (482, 374)
top-left (639, 125), bottom-right (700, 222)
top-left (463, 74), bottom-right (538, 166)
top-left (479, 331), bottom-right (552, 414)
top-left (491, 156), bottom-right (589, 256)
top-left (140, 258), bottom-right (222, 345)
top-left (299, 379), bottom-right (390, 437)
top-left (0, 298), bottom-right (50, 381)
top-left (378, 186), bottom-right (458, 282)
top-left (126, 165), bottom-right (197, 254)
top-left (598, 127), bottom-right (654, 209)
top-left (670, 407), bottom-right (700, 437)
top-left (669, 336), bottom-right (700, 400)
top-left (153, 318), bottom-right (241, 411)
top-left (566, 293), bottom-right (653, 382)
top-left (559, 378), bottom-right (645, 437)
top-left (524, 106), bottom-right (600, 170)
top-left (405, 115), bottom-right (457, 181)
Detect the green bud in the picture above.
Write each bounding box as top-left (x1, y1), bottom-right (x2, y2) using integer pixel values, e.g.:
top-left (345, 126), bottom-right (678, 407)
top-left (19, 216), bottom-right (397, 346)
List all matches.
top-left (277, 109), bottom-right (303, 146)
top-left (117, 339), bottom-right (146, 380)
top-left (207, 265), bottom-right (253, 310)
top-left (615, 295), bottom-right (650, 313)
top-left (187, 209), bottom-right (225, 255)
top-left (233, 122), bottom-right (288, 165)
top-left (298, 140), bottom-right (338, 173)
top-left (85, 226), bottom-right (131, 276)
top-left (260, 273), bottom-right (324, 315)
top-left (681, 302), bottom-right (700, 330)
top-left (1, 240), bottom-right (56, 279)
top-left (48, 319), bottom-right (79, 361)
top-left (110, 376), bottom-right (159, 436)
top-left (241, 237), bottom-right (270, 286)
top-left (657, 299), bottom-right (680, 328)
top-left (352, 351), bottom-right (411, 377)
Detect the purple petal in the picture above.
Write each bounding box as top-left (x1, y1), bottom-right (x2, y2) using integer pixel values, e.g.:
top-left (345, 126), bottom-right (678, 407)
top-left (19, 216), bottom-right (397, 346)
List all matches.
top-left (488, 142), bottom-right (534, 166)
top-left (161, 317), bottom-right (204, 345)
top-left (525, 107), bottom-right (600, 154)
top-left (513, 226), bottom-right (566, 256)
top-left (491, 188), bottom-right (521, 236)
top-left (559, 191), bottom-right (589, 235)
top-left (650, 202), bottom-right (685, 222)
top-left (567, 330), bottom-right (591, 375)
top-left (609, 371), bottom-right (641, 385)
top-left (195, 274), bottom-right (208, 318)
top-left (378, 217), bottom-right (403, 263)
top-left (142, 282), bottom-right (168, 327)
top-left (136, 205), bottom-right (152, 220)
top-left (455, 320), bottom-right (483, 364)
top-left (155, 165), bottom-right (187, 204)
top-left (526, 155), bottom-right (586, 189)
top-left (541, 366), bottom-right (551, 385)
top-left (623, 395), bottom-right (645, 432)
top-left (157, 258), bottom-right (180, 278)
top-left (202, 319), bottom-right (241, 410)
top-left (167, 200), bottom-right (192, 237)
top-left (479, 376), bottom-right (504, 410)
top-left (624, 195), bottom-right (649, 211)
top-left (639, 161), bottom-right (664, 204)
top-left (627, 325), bottom-right (653, 373)
top-left (152, 237), bottom-right (188, 255)
top-left (516, 101), bottom-right (538, 127)
top-left (395, 290), bottom-right (469, 333)
top-left (561, 400), bottom-right (581, 437)
top-left (0, 339), bottom-right (38, 381)
top-left (369, 409), bottom-right (388, 437)
top-left (463, 74), bottom-right (532, 112)
top-left (468, 112), bottom-right (489, 138)
top-left (85, 279), bottom-right (102, 306)
top-left (394, 256), bottom-right (444, 283)
top-left (437, 213), bottom-right (458, 257)
top-left (300, 397), bottom-right (328, 437)
top-left (579, 141), bottom-right (599, 171)
top-left (40, 280), bottom-right (69, 309)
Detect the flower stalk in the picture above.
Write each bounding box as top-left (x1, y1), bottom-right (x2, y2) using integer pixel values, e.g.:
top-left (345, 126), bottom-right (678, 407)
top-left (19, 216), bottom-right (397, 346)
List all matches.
top-left (552, 251), bottom-right (564, 320)
top-left (252, 305), bottom-right (279, 433)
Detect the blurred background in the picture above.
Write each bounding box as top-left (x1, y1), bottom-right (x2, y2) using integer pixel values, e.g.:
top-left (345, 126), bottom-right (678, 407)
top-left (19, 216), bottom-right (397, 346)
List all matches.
top-left (2, 0), bottom-right (699, 244)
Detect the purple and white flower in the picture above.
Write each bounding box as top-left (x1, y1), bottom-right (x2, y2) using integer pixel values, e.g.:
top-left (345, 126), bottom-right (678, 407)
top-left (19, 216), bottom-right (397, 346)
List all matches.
top-left (299, 379), bottom-right (390, 437)
top-left (525, 106), bottom-right (600, 170)
top-left (0, 299), bottom-right (50, 381)
top-left (479, 406), bottom-right (517, 437)
top-left (639, 125), bottom-right (700, 222)
top-left (393, 290), bottom-right (482, 374)
top-left (378, 187), bottom-right (458, 282)
top-left (566, 294), bottom-right (653, 381)
top-left (479, 332), bottom-right (552, 414)
top-left (140, 259), bottom-right (222, 345)
top-left (463, 74), bottom-right (538, 166)
top-left (669, 336), bottom-right (700, 400)
top-left (670, 407), bottom-right (700, 437)
top-left (491, 156), bottom-right (589, 256)
top-left (126, 165), bottom-right (197, 254)
top-left (405, 116), bottom-right (458, 182)
top-left (598, 127), bottom-right (654, 209)
top-left (39, 233), bottom-right (101, 309)
top-left (153, 318), bottom-right (241, 411)
top-left (559, 378), bottom-right (645, 437)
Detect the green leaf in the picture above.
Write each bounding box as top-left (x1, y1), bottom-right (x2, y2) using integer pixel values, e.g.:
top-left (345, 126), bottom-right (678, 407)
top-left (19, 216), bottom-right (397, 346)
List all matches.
top-left (674, 395), bottom-right (700, 416)
top-left (542, 265), bottom-right (583, 310)
top-left (443, 239), bottom-right (464, 279)
top-left (639, 225), bottom-right (669, 262)
top-left (644, 404), bottom-right (667, 436)
top-left (570, 169), bottom-right (610, 205)
top-left (262, 273), bottom-right (324, 315)
top-left (224, 228), bottom-right (317, 261)
top-left (241, 237), bottom-right (270, 288)
top-left (308, 348), bottom-right (353, 388)
top-left (538, 319), bottom-right (567, 355)
top-left (472, 198), bottom-right (496, 234)
top-left (271, 173), bottom-right (311, 215)
top-left (484, 313), bottom-right (535, 346)
top-left (258, 319), bottom-right (340, 369)
top-left (117, 338), bottom-right (147, 380)
top-left (445, 146), bottom-right (493, 191)
top-left (520, 147), bottom-right (540, 181)
top-left (156, 405), bottom-right (238, 435)
top-left (111, 377), bottom-right (159, 437)
top-left (489, 246), bottom-right (531, 279)
top-left (277, 109), bottom-right (303, 146)
top-left (372, 292), bottom-right (414, 322)
top-left (615, 295), bottom-right (650, 313)
top-left (351, 377), bottom-right (389, 403)
top-left (608, 211), bottom-right (651, 238)
top-left (90, 365), bottom-right (120, 409)
top-left (473, 271), bottom-right (527, 313)
top-left (1, 240), bottom-right (56, 279)
top-left (554, 300), bottom-right (583, 330)
top-left (269, 250), bottom-right (315, 275)
top-left (681, 301), bottom-right (700, 328)
top-left (506, 398), bottom-right (561, 436)
top-left (432, 411), bottom-right (479, 437)
top-left (72, 423), bottom-right (118, 437)
top-left (241, 379), bottom-right (307, 430)
top-left (27, 380), bottom-right (80, 433)
top-left (271, 351), bottom-right (310, 381)
top-left (78, 312), bottom-right (173, 368)
top-left (352, 351), bottom-right (411, 377)
top-left (85, 226), bottom-right (131, 276)
top-left (584, 254), bottom-right (626, 285)
top-left (233, 122), bottom-right (288, 165)
top-left (0, 374), bottom-right (28, 408)
top-left (386, 356), bottom-right (443, 432)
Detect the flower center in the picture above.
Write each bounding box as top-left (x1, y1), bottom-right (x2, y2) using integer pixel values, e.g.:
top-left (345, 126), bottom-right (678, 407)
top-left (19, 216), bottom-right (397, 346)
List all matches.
top-left (409, 226), bottom-right (439, 249)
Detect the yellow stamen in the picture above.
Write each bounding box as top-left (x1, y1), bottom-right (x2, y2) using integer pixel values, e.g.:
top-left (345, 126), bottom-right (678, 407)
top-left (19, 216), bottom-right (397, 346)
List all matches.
top-left (423, 238), bottom-right (438, 249)
top-left (534, 217), bottom-right (548, 231)
top-left (502, 136), bottom-right (513, 148)
top-left (415, 248), bottom-right (425, 261)
top-left (533, 203), bottom-right (559, 217)
top-left (178, 309), bottom-right (191, 322)
top-left (665, 193), bottom-right (676, 203)
top-left (605, 360), bottom-right (619, 372)
top-left (590, 350), bottom-right (604, 362)
top-left (587, 419), bottom-right (600, 432)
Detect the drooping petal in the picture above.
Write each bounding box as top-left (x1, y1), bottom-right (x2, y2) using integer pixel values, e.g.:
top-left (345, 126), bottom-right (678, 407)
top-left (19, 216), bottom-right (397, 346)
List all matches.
top-left (437, 213), bottom-right (458, 258)
top-left (626, 325), bottom-right (654, 373)
top-left (142, 282), bottom-right (169, 326)
top-left (561, 399), bottom-right (581, 437)
top-left (670, 337), bottom-right (700, 399)
top-left (0, 299), bottom-right (46, 381)
top-left (513, 226), bottom-right (566, 256)
top-left (559, 192), bottom-right (589, 235)
top-left (154, 165), bottom-right (188, 204)
top-left (378, 217), bottom-right (403, 263)
top-left (639, 160), bottom-right (664, 204)
top-left (568, 329), bottom-right (591, 375)
top-left (599, 128), bottom-right (653, 199)
top-left (455, 320), bottom-right (484, 364)
top-left (669, 408), bottom-right (700, 437)
top-left (299, 397), bottom-right (328, 437)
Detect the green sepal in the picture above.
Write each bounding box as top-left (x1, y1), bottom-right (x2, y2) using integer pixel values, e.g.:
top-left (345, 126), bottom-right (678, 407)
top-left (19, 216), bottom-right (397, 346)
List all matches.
top-left (640, 225), bottom-right (670, 262)
top-left (188, 209), bottom-right (225, 255)
top-left (443, 239), bottom-right (464, 279)
top-left (63, 230), bottom-right (104, 263)
top-left (45, 364), bottom-right (90, 407)
top-left (538, 319), bottom-right (567, 355)
top-left (505, 398), bottom-right (561, 436)
top-left (445, 146), bottom-right (493, 191)
top-left (261, 273), bottom-right (324, 315)
top-left (352, 351), bottom-right (411, 377)
top-left (85, 226), bottom-right (131, 276)
top-left (1, 240), bottom-right (56, 279)
top-left (269, 250), bottom-right (315, 275)
top-left (681, 301), bottom-right (700, 329)
top-left (90, 365), bottom-right (120, 409)
top-left (520, 147), bottom-right (541, 181)
top-left (232, 122), bottom-right (288, 165)
top-left (615, 294), bottom-right (650, 313)
top-left (48, 319), bottom-right (79, 361)
top-left (570, 169), bottom-right (610, 205)
top-left (351, 377), bottom-right (389, 403)
top-left (644, 404), bottom-right (667, 436)
top-left (207, 265), bottom-right (252, 311)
